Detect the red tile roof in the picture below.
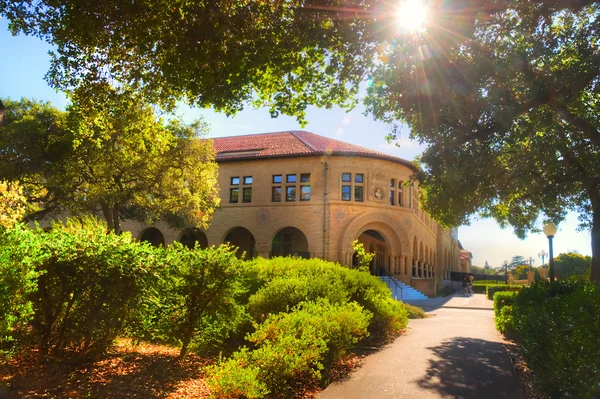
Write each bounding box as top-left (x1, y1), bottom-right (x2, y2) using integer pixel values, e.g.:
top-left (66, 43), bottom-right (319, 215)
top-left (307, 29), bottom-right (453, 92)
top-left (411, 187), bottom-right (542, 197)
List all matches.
top-left (212, 131), bottom-right (417, 171)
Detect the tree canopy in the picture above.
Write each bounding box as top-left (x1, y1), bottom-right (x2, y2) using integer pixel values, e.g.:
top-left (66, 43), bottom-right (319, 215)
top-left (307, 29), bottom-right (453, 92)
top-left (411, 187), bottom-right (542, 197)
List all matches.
top-left (0, 89), bottom-right (220, 233)
top-left (1, 0), bottom-right (599, 279)
top-left (554, 252), bottom-right (592, 279)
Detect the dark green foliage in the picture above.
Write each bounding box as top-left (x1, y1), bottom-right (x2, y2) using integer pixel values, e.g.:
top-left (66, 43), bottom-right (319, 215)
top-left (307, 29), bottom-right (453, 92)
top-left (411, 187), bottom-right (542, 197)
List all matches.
top-left (147, 243), bottom-right (248, 358)
top-left (486, 285), bottom-right (523, 300)
top-left (3, 217), bottom-right (163, 362)
top-left (513, 279), bottom-right (600, 398)
top-left (554, 252), bottom-right (592, 279)
top-left (493, 292), bottom-right (518, 333)
top-left (512, 266), bottom-right (541, 281)
top-left (0, 224), bottom-right (41, 357)
top-left (206, 300), bottom-right (371, 398)
top-left (471, 285), bottom-right (486, 294)
top-left (245, 257), bottom-right (408, 342)
top-left (402, 303), bottom-right (427, 319)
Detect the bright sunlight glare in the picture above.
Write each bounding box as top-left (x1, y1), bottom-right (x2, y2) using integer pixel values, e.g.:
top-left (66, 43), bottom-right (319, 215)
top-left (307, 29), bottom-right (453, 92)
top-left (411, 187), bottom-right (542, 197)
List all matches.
top-left (395, 0), bottom-right (428, 32)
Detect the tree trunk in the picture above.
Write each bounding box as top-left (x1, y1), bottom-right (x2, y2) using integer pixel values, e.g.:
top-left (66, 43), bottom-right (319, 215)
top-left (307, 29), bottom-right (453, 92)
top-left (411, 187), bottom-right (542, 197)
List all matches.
top-left (100, 201), bottom-right (114, 231)
top-left (591, 202), bottom-right (600, 282)
top-left (112, 205), bottom-right (121, 235)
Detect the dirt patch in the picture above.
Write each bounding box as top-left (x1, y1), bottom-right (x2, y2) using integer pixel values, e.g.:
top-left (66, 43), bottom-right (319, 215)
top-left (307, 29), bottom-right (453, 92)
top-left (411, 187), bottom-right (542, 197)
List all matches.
top-left (502, 334), bottom-right (547, 399)
top-left (0, 339), bottom-right (212, 399)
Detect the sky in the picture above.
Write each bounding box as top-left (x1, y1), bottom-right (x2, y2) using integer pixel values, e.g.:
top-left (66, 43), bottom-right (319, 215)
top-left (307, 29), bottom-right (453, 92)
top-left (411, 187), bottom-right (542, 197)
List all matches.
top-left (0, 18), bottom-right (592, 268)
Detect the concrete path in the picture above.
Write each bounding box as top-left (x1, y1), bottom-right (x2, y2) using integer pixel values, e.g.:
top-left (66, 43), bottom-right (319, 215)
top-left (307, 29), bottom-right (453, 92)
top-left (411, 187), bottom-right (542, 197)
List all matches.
top-left (319, 308), bottom-right (522, 399)
top-left (404, 293), bottom-right (493, 310)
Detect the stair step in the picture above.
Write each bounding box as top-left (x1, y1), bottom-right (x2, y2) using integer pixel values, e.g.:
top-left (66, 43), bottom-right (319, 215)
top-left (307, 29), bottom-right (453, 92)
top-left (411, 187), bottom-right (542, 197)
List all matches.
top-left (378, 275), bottom-right (429, 300)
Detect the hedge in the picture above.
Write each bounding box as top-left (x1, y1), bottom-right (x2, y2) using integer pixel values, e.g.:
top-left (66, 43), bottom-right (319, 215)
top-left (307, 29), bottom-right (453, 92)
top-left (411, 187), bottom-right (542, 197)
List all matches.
top-left (513, 278), bottom-right (600, 398)
top-left (486, 284), bottom-right (523, 300)
top-left (492, 291), bottom-right (518, 333)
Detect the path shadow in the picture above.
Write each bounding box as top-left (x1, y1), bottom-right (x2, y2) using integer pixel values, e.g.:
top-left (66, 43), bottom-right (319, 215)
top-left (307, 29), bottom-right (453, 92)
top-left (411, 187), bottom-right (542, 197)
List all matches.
top-left (417, 337), bottom-right (522, 399)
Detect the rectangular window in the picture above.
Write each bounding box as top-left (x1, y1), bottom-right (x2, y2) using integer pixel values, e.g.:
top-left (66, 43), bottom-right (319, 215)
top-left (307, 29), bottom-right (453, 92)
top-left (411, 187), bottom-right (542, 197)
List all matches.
top-left (286, 186), bottom-right (296, 201)
top-left (243, 187), bottom-right (252, 203)
top-left (342, 173), bottom-right (351, 182)
top-left (355, 174), bottom-right (363, 183)
top-left (355, 186), bottom-right (364, 202)
top-left (286, 174), bottom-right (297, 183)
top-left (272, 187), bottom-right (282, 202)
top-left (300, 173), bottom-right (311, 182)
top-left (300, 185), bottom-right (311, 201)
top-left (230, 188), bottom-right (239, 203)
top-left (231, 176), bottom-right (240, 185)
top-left (398, 191), bottom-right (403, 206)
top-left (243, 176), bottom-right (253, 185)
top-left (342, 185), bottom-right (351, 201)
top-left (390, 178), bottom-right (395, 187)
top-left (273, 175), bottom-right (282, 184)
top-left (390, 190), bottom-right (395, 205)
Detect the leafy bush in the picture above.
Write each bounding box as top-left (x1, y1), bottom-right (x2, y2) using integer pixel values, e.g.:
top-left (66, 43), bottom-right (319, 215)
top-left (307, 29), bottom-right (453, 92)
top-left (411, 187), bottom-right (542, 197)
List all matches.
top-left (245, 257), bottom-right (408, 342)
top-left (513, 278), bottom-right (600, 398)
top-left (493, 291), bottom-right (518, 333)
top-left (206, 300), bottom-right (371, 398)
top-left (486, 284), bottom-right (523, 300)
top-left (402, 303), bottom-right (427, 319)
top-left (0, 224), bottom-right (42, 357)
top-left (471, 285), bottom-right (486, 294)
top-left (472, 280), bottom-right (503, 285)
top-left (139, 243), bottom-right (248, 358)
top-left (28, 217), bottom-right (164, 362)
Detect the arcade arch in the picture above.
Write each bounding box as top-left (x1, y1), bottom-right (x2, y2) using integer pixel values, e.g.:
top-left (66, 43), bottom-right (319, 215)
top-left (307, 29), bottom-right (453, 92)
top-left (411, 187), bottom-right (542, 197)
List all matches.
top-left (139, 227), bottom-right (165, 247)
top-left (224, 227), bottom-right (256, 260)
top-left (271, 227), bottom-right (309, 258)
top-left (179, 228), bottom-right (208, 249)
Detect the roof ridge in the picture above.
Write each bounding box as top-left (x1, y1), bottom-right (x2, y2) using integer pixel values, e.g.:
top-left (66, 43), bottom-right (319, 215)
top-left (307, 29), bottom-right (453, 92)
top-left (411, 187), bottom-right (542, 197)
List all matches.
top-left (289, 131), bottom-right (317, 152)
top-left (211, 130), bottom-right (309, 140)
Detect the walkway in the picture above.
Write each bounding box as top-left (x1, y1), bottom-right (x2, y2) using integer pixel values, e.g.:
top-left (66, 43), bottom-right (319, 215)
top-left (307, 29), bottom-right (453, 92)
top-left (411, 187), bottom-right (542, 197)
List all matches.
top-left (319, 307), bottom-right (522, 399)
top-left (403, 293), bottom-right (493, 310)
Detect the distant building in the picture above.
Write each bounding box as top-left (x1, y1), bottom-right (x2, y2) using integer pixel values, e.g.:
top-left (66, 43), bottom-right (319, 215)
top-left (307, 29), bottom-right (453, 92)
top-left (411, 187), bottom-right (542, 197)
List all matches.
top-left (125, 131), bottom-right (465, 297)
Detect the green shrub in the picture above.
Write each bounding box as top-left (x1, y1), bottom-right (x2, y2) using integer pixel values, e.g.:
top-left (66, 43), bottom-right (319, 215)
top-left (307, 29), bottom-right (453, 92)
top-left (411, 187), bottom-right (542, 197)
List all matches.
top-left (486, 284), bottom-right (523, 300)
top-left (471, 285), bottom-right (486, 294)
top-left (402, 303), bottom-right (427, 319)
top-left (207, 300), bottom-right (371, 398)
top-left (472, 280), bottom-right (503, 285)
top-left (138, 243), bottom-right (248, 358)
top-left (244, 257), bottom-right (408, 342)
top-left (0, 224), bottom-right (42, 357)
top-left (493, 291), bottom-right (518, 333)
top-left (28, 217), bottom-right (163, 362)
top-left (513, 278), bottom-right (600, 398)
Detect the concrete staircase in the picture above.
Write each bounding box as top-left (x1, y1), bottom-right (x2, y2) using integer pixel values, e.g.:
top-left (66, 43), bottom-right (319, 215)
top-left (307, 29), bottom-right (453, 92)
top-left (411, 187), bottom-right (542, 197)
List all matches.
top-left (379, 275), bottom-right (429, 301)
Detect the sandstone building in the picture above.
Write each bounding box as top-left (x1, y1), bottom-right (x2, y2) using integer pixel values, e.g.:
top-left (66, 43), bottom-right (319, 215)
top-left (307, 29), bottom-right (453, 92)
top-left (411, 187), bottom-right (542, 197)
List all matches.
top-left (124, 131), bottom-right (468, 296)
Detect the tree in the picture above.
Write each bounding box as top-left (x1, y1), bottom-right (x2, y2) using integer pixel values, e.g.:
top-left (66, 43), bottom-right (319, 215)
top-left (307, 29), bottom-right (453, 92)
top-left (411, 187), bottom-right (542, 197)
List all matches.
top-left (363, 1), bottom-right (600, 281)
top-left (3, 0), bottom-right (600, 280)
top-left (0, 180), bottom-right (27, 228)
top-left (0, 89), bottom-right (220, 233)
top-left (554, 252), bottom-right (592, 279)
top-left (509, 256), bottom-right (528, 269)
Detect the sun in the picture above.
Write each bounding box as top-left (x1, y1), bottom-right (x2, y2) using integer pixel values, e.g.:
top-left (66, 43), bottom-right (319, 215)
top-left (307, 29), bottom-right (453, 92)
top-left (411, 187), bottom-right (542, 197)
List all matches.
top-left (395, 0), bottom-right (428, 32)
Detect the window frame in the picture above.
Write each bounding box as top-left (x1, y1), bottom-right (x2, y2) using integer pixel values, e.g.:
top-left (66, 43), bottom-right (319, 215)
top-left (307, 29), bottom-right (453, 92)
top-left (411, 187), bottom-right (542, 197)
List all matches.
top-left (243, 176), bottom-right (253, 185)
top-left (354, 185), bottom-right (364, 202)
top-left (272, 174), bottom-right (282, 184)
top-left (230, 176), bottom-right (240, 185)
top-left (272, 186), bottom-right (282, 202)
top-left (286, 174), bottom-right (297, 183)
top-left (286, 186), bottom-right (297, 202)
top-left (229, 187), bottom-right (239, 203)
top-left (300, 185), bottom-right (311, 201)
top-left (341, 185), bottom-right (351, 201)
top-left (242, 187), bottom-right (252, 203)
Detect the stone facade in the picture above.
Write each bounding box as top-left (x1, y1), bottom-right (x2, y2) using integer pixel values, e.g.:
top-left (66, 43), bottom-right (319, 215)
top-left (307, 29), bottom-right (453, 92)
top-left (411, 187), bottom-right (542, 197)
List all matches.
top-left (125, 136), bottom-right (466, 295)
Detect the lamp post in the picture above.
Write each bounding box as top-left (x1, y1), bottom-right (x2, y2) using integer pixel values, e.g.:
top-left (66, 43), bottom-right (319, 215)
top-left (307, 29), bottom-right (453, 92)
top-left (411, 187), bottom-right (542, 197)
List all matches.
top-left (543, 222), bottom-right (557, 282)
top-left (528, 256), bottom-right (534, 271)
top-left (503, 260), bottom-right (508, 285)
top-left (538, 249), bottom-right (547, 267)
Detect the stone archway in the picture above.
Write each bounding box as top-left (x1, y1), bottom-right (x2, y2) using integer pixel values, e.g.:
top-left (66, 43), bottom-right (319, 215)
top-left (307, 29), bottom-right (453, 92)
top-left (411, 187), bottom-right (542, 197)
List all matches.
top-left (224, 227), bottom-right (256, 260)
top-left (271, 226), bottom-right (310, 258)
top-left (355, 229), bottom-right (390, 276)
top-left (339, 212), bottom-right (409, 278)
top-left (139, 227), bottom-right (165, 247)
top-left (179, 228), bottom-right (208, 249)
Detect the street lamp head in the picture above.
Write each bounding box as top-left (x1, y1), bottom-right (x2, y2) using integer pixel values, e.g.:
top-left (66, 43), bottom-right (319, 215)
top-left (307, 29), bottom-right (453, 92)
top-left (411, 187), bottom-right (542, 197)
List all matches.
top-left (543, 222), bottom-right (557, 237)
top-left (503, 260), bottom-right (508, 266)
